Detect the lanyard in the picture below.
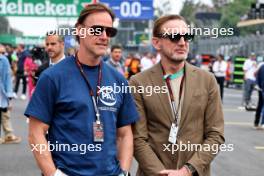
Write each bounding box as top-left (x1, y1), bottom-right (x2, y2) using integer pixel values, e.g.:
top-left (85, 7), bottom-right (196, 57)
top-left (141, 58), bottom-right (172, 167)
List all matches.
top-left (75, 53), bottom-right (102, 124)
top-left (162, 65), bottom-right (185, 126)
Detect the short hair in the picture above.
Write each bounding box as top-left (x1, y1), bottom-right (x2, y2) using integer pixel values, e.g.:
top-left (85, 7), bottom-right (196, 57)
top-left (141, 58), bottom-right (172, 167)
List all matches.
top-left (75, 3), bottom-right (115, 43)
top-left (153, 15), bottom-right (187, 37)
top-left (0, 44), bottom-right (6, 53)
top-left (218, 54), bottom-right (224, 60)
top-left (18, 44), bottom-right (25, 49)
top-left (46, 30), bottom-right (64, 42)
top-left (111, 45), bottom-right (122, 52)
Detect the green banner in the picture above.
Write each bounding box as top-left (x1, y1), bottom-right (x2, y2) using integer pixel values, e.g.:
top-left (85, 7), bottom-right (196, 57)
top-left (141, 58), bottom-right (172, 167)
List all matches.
top-left (0, 34), bottom-right (44, 45)
top-left (0, 0), bottom-right (96, 17)
top-left (134, 33), bottom-right (149, 45)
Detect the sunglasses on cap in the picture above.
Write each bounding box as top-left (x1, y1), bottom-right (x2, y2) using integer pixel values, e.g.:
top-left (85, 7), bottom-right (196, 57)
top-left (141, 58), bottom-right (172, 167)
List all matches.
top-left (88, 25), bottom-right (117, 38)
top-left (157, 33), bottom-right (194, 42)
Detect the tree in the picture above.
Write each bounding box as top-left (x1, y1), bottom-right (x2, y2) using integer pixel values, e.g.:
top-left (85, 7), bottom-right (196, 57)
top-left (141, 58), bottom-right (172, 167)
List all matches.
top-left (180, 0), bottom-right (197, 24)
top-left (217, 0), bottom-right (256, 35)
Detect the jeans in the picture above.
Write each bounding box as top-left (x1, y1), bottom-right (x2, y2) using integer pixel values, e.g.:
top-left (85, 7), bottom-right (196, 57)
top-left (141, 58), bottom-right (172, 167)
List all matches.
top-left (14, 73), bottom-right (27, 94)
top-left (243, 79), bottom-right (255, 105)
top-left (255, 91), bottom-right (263, 126)
top-left (215, 76), bottom-right (225, 100)
top-left (260, 91), bottom-right (264, 125)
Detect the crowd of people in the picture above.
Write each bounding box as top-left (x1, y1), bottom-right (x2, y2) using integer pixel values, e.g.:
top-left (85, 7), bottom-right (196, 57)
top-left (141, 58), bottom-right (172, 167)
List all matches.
top-left (0, 2), bottom-right (262, 176)
top-left (201, 52), bottom-right (264, 129)
top-left (196, 52), bottom-right (264, 129)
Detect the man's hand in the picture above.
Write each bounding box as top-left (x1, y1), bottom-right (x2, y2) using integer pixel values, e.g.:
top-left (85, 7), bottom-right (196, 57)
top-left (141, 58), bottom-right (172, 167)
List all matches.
top-left (158, 166), bottom-right (192, 176)
top-left (28, 117), bottom-right (56, 176)
top-left (117, 125), bottom-right (133, 171)
top-left (7, 101), bottom-right (12, 111)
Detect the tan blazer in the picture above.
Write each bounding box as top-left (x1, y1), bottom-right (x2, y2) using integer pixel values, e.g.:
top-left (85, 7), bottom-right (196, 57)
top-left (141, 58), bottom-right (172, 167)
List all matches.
top-left (130, 62), bottom-right (225, 176)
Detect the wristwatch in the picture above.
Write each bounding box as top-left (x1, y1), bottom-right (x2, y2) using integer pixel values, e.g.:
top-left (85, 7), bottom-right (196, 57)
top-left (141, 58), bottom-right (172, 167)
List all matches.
top-left (185, 163), bottom-right (197, 175)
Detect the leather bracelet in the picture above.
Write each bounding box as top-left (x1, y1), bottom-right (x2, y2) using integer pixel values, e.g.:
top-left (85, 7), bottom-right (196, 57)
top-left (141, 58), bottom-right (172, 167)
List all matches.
top-left (185, 163), bottom-right (196, 174)
top-left (183, 165), bottom-right (192, 174)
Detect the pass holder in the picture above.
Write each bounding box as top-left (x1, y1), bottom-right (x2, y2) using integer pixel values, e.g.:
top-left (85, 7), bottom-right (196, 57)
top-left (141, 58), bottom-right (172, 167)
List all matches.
top-left (168, 100), bottom-right (179, 144)
top-left (93, 119), bottom-right (104, 142)
top-left (168, 123), bottom-right (178, 144)
top-left (75, 54), bottom-right (104, 142)
top-left (92, 96), bottom-right (104, 142)
top-left (161, 64), bottom-right (184, 145)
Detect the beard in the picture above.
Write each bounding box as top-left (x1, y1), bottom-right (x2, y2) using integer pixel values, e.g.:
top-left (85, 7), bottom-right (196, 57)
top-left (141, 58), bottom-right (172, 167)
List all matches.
top-left (48, 51), bottom-right (56, 58)
top-left (161, 47), bottom-right (188, 64)
top-left (170, 53), bottom-right (187, 62)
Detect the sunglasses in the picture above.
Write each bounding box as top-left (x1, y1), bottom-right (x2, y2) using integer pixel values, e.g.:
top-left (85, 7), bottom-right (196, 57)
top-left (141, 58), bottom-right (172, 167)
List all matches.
top-left (157, 33), bottom-right (194, 42)
top-left (88, 25), bottom-right (117, 38)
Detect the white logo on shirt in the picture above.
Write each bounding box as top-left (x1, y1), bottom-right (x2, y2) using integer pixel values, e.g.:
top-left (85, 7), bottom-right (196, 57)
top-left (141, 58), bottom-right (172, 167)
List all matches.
top-left (99, 87), bottom-right (117, 106)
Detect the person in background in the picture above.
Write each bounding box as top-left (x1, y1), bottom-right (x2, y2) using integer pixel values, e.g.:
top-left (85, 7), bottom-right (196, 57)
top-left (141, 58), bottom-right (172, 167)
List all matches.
top-left (7, 46), bottom-right (18, 82)
top-left (0, 44), bottom-right (21, 144)
top-left (124, 53), bottom-right (133, 79)
top-left (106, 45), bottom-right (125, 75)
top-left (66, 48), bottom-right (76, 57)
top-left (24, 55), bottom-right (38, 98)
top-left (34, 31), bottom-right (65, 83)
top-left (225, 58), bottom-right (233, 88)
top-left (243, 52), bottom-right (257, 107)
top-left (5, 45), bottom-right (15, 65)
top-left (254, 60), bottom-right (264, 129)
top-left (140, 52), bottom-right (154, 71)
top-left (2, 45), bottom-right (18, 85)
top-left (127, 54), bottom-right (141, 79)
top-left (208, 55), bottom-right (216, 73)
top-left (13, 44), bottom-right (29, 100)
top-left (189, 58), bottom-right (198, 66)
top-left (212, 54), bottom-right (227, 100)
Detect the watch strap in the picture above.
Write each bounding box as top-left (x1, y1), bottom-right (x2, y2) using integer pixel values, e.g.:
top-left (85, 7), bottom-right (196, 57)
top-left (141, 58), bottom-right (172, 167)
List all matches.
top-left (185, 163), bottom-right (197, 174)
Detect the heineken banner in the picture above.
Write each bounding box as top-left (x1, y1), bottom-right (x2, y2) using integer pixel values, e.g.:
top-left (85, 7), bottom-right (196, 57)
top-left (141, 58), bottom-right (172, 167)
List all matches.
top-left (0, 0), bottom-right (97, 17)
top-left (0, 34), bottom-right (44, 45)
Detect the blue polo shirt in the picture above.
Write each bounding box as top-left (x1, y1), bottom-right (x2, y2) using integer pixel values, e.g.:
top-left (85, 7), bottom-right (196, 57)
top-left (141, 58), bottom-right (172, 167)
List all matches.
top-left (24, 56), bottom-right (139, 176)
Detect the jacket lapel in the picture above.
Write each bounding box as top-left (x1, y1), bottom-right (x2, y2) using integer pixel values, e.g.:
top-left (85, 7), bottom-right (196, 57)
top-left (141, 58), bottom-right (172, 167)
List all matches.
top-left (150, 63), bottom-right (174, 123)
top-left (179, 62), bottom-right (196, 130)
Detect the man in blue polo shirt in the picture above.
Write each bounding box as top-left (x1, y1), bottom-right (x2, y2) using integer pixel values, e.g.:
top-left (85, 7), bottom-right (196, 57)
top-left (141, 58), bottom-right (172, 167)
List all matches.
top-left (25, 3), bottom-right (139, 176)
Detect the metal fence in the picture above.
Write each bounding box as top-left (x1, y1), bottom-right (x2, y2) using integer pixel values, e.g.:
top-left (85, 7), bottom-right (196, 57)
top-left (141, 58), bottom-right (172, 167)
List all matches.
top-left (193, 34), bottom-right (264, 57)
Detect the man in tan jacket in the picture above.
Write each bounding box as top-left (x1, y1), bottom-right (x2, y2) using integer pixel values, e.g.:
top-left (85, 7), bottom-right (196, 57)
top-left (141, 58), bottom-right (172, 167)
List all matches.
top-left (130, 15), bottom-right (225, 176)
